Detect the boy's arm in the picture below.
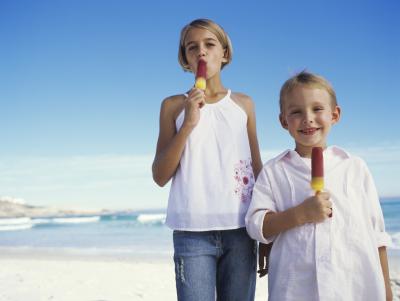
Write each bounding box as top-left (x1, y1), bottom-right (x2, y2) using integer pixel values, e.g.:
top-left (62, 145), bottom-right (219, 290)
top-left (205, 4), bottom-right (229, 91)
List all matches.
top-left (378, 247), bottom-right (393, 301)
top-left (360, 160), bottom-right (392, 300)
top-left (262, 192), bottom-right (332, 239)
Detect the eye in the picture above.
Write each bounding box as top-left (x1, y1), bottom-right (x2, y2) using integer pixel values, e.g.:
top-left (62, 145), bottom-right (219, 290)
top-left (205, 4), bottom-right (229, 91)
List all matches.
top-left (206, 43), bottom-right (216, 47)
top-left (187, 45), bottom-right (198, 51)
top-left (314, 106), bottom-right (324, 112)
top-left (289, 110), bottom-right (301, 115)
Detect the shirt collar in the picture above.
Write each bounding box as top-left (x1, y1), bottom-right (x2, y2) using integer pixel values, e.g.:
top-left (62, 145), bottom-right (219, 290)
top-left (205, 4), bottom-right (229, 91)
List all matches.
top-left (272, 145), bottom-right (351, 172)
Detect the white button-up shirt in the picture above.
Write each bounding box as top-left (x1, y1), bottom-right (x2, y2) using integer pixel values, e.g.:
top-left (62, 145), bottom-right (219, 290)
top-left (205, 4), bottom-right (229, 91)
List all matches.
top-left (246, 146), bottom-right (391, 301)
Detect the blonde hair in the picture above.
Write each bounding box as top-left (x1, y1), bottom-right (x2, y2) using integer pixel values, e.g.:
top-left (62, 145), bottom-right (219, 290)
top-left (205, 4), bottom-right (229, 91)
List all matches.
top-left (178, 19), bottom-right (233, 71)
top-left (279, 71), bottom-right (338, 113)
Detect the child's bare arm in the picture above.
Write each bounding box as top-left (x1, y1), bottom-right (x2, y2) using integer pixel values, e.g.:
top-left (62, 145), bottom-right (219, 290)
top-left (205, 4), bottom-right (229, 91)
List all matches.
top-left (152, 90), bottom-right (205, 186)
top-left (258, 242), bottom-right (273, 277)
top-left (231, 93), bottom-right (262, 178)
top-left (245, 98), bottom-right (262, 178)
top-left (378, 247), bottom-right (393, 301)
top-left (262, 192), bottom-right (332, 239)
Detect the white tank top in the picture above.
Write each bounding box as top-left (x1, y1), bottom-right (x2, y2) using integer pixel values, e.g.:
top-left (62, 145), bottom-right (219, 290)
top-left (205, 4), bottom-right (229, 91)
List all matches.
top-left (166, 90), bottom-right (255, 231)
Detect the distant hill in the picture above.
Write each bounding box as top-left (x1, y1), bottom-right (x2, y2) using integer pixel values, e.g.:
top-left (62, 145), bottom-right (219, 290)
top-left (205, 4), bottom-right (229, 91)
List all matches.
top-left (0, 200), bottom-right (106, 218)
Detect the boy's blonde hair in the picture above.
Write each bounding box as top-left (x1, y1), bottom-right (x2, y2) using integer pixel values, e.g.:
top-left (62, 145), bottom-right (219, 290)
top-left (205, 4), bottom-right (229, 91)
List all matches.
top-left (178, 19), bottom-right (233, 72)
top-left (280, 71), bottom-right (338, 113)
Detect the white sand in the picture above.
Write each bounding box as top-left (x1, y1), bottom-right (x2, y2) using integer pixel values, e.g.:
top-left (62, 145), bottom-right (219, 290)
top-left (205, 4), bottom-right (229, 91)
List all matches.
top-left (0, 249), bottom-right (398, 301)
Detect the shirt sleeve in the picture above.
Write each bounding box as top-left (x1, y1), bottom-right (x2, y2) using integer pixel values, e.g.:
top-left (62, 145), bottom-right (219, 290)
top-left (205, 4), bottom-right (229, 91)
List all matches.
top-left (361, 160), bottom-right (392, 248)
top-left (245, 165), bottom-right (277, 244)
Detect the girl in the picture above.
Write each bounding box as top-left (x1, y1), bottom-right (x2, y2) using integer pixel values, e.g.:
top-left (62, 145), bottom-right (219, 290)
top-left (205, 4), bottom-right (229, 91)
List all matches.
top-left (152, 19), bottom-right (262, 300)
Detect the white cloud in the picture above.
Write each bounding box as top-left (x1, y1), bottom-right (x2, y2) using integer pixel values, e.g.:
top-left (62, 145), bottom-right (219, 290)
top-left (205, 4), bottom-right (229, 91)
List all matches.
top-left (0, 145), bottom-right (398, 211)
top-left (0, 196), bottom-right (26, 204)
top-left (0, 154), bottom-right (168, 210)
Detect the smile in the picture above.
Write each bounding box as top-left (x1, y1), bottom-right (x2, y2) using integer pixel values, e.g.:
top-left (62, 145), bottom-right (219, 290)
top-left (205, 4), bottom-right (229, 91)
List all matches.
top-left (299, 128), bottom-right (320, 135)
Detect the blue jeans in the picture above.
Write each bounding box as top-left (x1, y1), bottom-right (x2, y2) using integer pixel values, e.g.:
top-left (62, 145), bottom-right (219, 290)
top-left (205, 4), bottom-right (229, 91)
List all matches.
top-left (173, 227), bottom-right (257, 301)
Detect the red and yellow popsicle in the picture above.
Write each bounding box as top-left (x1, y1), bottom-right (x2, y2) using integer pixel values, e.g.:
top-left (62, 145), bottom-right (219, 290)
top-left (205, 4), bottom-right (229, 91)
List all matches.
top-left (195, 59), bottom-right (207, 90)
top-left (311, 147), bottom-right (332, 217)
top-left (311, 147), bottom-right (324, 193)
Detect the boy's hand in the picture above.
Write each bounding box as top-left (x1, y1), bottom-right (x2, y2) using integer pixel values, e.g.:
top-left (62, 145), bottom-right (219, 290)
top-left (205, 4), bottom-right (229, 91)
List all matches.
top-left (182, 88), bottom-right (206, 129)
top-left (298, 192), bottom-right (332, 224)
top-left (258, 242), bottom-right (273, 278)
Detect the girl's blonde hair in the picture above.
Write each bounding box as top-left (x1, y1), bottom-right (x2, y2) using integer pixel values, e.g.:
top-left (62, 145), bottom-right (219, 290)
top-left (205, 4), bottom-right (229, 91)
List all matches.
top-left (279, 71), bottom-right (338, 113)
top-left (178, 19), bottom-right (233, 71)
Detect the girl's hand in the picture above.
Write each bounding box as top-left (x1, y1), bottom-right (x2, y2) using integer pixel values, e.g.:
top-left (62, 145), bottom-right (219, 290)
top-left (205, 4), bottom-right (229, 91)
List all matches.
top-left (182, 88), bottom-right (205, 129)
top-left (258, 242), bottom-right (273, 278)
top-left (386, 286), bottom-right (393, 301)
top-left (298, 192), bottom-right (332, 224)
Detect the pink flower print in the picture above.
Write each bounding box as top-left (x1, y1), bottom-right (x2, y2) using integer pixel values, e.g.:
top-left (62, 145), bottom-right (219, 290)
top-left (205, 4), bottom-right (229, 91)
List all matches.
top-left (233, 158), bottom-right (255, 203)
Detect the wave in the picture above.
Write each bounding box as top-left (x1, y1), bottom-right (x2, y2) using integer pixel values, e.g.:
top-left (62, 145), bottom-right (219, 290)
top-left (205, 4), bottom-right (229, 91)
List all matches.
top-left (0, 216), bottom-right (101, 232)
top-left (31, 218), bottom-right (53, 225)
top-left (0, 217), bottom-right (33, 231)
top-left (0, 217), bottom-right (31, 225)
top-left (0, 223), bottom-right (33, 231)
top-left (51, 216), bottom-right (101, 224)
top-left (137, 213), bottom-right (166, 225)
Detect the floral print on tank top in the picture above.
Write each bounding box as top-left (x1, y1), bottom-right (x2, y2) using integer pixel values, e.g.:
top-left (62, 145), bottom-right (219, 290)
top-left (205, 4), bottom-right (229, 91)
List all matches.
top-left (234, 158), bottom-right (255, 202)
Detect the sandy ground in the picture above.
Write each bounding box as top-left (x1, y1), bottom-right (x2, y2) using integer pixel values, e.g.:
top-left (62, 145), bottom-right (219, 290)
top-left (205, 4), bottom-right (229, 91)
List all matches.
top-left (0, 249), bottom-right (398, 301)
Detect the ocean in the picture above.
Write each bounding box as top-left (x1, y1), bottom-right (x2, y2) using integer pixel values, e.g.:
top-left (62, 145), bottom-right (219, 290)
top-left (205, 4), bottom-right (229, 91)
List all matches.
top-left (1, 198), bottom-right (399, 258)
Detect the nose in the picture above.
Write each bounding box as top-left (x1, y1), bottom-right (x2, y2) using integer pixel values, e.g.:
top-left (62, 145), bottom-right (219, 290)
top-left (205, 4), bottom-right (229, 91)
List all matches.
top-left (198, 44), bottom-right (207, 58)
top-left (303, 111), bottom-right (314, 124)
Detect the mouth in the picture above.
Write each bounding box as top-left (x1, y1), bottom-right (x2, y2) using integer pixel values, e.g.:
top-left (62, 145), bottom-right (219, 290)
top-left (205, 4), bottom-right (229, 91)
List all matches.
top-left (298, 127), bottom-right (321, 135)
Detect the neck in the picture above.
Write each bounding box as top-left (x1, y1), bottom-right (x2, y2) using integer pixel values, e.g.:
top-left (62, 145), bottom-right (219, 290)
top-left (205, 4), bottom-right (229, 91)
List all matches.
top-left (203, 75), bottom-right (227, 103)
top-left (295, 144), bottom-right (327, 158)
top-left (204, 74), bottom-right (225, 95)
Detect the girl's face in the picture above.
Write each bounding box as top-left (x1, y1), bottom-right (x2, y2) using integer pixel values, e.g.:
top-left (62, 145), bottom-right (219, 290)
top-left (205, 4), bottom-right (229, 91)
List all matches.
top-left (184, 27), bottom-right (227, 79)
top-left (279, 85), bottom-right (341, 157)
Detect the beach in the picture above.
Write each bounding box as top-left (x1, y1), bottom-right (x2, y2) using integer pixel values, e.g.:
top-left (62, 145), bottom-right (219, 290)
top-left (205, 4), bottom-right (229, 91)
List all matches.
top-left (0, 248), bottom-right (269, 301)
top-left (1, 199), bottom-right (400, 300)
top-left (0, 248), bottom-right (399, 301)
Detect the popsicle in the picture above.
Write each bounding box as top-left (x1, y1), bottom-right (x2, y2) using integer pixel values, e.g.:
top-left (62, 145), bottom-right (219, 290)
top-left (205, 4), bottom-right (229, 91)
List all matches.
top-left (195, 59), bottom-right (207, 90)
top-left (311, 147), bottom-right (332, 217)
top-left (311, 147), bottom-right (324, 192)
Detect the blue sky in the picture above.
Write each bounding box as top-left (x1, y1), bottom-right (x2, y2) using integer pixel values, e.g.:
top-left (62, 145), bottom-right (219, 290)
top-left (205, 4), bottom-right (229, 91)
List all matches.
top-left (1, 0), bottom-right (399, 210)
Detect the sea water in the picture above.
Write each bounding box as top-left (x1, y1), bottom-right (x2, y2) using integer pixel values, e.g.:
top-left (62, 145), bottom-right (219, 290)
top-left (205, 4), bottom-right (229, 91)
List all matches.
top-left (1, 198), bottom-right (399, 257)
top-left (0, 211), bottom-right (172, 258)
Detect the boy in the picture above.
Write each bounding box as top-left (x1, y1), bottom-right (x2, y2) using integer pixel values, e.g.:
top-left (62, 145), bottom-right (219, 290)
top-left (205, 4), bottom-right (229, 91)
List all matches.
top-left (246, 71), bottom-right (392, 300)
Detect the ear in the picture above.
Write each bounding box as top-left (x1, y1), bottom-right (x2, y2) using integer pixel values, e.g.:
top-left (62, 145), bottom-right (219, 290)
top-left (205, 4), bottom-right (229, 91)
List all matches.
top-left (279, 113), bottom-right (288, 129)
top-left (222, 49), bottom-right (228, 63)
top-left (331, 106), bottom-right (341, 124)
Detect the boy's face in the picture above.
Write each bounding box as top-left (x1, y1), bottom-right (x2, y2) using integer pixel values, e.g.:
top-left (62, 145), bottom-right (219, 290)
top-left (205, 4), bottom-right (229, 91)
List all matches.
top-left (184, 27), bottom-right (227, 79)
top-left (279, 85), bottom-right (341, 156)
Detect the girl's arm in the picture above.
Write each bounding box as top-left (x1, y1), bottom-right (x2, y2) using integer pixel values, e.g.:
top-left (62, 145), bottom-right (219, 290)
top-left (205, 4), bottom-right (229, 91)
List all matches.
top-left (378, 247), bottom-right (393, 301)
top-left (245, 98), bottom-right (263, 179)
top-left (152, 90), bottom-right (205, 186)
top-left (231, 93), bottom-right (262, 178)
top-left (262, 192), bottom-right (332, 238)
